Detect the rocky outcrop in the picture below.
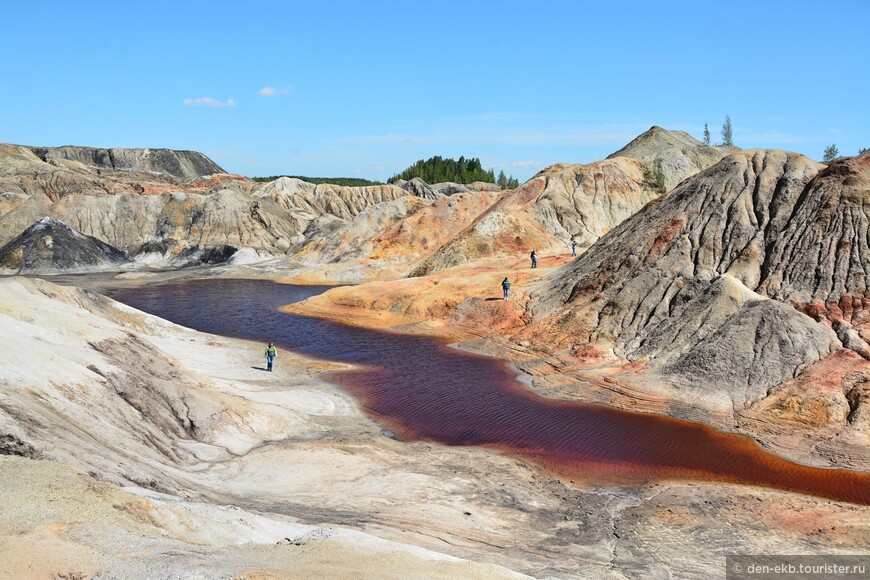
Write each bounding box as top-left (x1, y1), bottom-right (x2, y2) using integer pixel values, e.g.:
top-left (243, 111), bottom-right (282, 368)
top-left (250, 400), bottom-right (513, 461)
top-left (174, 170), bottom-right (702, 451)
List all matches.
top-left (431, 182), bottom-right (473, 195)
top-left (608, 126), bottom-right (739, 192)
top-left (395, 177), bottom-right (441, 200)
top-left (0, 217), bottom-right (129, 273)
top-left (530, 150), bottom-right (857, 406)
top-left (28, 145), bottom-right (225, 178)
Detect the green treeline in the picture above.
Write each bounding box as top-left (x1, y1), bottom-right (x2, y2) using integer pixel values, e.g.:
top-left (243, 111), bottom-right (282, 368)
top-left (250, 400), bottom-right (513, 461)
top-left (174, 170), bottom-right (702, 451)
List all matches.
top-left (388, 156), bottom-right (520, 189)
top-left (253, 175), bottom-right (383, 186)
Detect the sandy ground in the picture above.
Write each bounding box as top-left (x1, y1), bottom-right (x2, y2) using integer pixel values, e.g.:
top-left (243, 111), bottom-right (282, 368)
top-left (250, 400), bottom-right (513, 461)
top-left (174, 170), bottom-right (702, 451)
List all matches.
top-left (2, 272), bottom-right (869, 579)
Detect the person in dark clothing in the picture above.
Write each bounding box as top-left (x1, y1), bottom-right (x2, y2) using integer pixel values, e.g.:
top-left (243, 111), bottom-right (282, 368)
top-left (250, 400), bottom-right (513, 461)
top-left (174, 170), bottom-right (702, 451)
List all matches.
top-left (264, 341), bottom-right (277, 371)
top-left (530, 250), bottom-right (537, 268)
top-left (502, 277), bottom-right (511, 300)
top-left (571, 238), bottom-right (577, 257)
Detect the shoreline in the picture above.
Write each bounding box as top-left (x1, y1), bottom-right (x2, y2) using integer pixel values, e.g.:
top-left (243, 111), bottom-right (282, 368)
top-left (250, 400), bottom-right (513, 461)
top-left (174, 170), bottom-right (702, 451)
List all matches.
top-left (3, 270), bottom-right (868, 578)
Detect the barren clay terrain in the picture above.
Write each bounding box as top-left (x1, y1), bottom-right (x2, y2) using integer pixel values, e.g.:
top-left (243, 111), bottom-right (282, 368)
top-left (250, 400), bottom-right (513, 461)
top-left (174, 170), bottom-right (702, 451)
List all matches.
top-left (1, 135), bottom-right (869, 578)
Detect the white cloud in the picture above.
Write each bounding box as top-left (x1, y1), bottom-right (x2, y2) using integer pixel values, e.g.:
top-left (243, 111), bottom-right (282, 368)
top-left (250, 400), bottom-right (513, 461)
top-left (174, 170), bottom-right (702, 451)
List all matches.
top-left (183, 97), bottom-right (236, 107)
top-left (338, 131), bottom-right (634, 147)
top-left (506, 160), bottom-right (543, 169)
top-left (258, 85), bottom-right (294, 97)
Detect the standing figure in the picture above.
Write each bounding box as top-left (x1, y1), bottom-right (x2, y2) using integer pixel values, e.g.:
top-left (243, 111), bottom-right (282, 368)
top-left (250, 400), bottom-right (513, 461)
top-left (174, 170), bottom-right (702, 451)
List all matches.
top-left (265, 341), bottom-right (277, 372)
top-left (530, 250), bottom-right (537, 269)
top-left (571, 238), bottom-right (577, 257)
top-left (502, 277), bottom-right (511, 300)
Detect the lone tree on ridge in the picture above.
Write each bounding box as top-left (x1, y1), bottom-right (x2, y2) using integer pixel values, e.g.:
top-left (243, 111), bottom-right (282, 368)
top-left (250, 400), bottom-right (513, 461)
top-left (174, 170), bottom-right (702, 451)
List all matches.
top-left (823, 144), bottom-right (840, 163)
top-left (721, 115), bottom-right (733, 146)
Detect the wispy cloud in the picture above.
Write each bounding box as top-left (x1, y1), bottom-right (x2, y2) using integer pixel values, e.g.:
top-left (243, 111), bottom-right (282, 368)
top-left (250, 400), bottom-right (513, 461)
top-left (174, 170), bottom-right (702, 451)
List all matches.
top-left (183, 97), bottom-right (236, 107)
top-left (258, 85), bottom-right (294, 97)
top-left (338, 132), bottom-right (635, 147)
top-left (737, 131), bottom-right (811, 144)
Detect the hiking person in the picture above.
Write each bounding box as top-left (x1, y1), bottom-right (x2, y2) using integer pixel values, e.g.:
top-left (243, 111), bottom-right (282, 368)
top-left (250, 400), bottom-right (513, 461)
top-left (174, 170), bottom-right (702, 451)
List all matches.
top-left (571, 238), bottom-right (577, 257)
top-left (264, 341), bottom-right (277, 372)
top-left (502, 277), bottom-right (511, 300)
top-left (530, 250), bottom-right (537, 268)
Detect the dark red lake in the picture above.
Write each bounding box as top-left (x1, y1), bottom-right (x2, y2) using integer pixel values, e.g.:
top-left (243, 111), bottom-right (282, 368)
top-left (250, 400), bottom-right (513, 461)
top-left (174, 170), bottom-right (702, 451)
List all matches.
top-left (111, 279), bottom-right (870, 505)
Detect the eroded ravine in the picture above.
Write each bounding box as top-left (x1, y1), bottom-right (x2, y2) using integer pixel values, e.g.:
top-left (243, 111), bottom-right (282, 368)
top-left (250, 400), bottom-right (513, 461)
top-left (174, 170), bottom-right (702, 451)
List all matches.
top-left (111, 278), bottom-right (870, 505)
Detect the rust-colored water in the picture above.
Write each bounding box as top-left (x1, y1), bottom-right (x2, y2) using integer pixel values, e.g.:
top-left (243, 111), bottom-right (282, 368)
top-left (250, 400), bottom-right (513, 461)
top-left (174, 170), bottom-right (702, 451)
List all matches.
top-left (112, 279), bottom-right (870, 505)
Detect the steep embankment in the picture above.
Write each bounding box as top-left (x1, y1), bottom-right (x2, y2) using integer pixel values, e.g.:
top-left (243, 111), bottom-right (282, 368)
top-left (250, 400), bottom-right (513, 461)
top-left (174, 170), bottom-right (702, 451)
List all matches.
top-left (608, 125), bottom-right (739, 192)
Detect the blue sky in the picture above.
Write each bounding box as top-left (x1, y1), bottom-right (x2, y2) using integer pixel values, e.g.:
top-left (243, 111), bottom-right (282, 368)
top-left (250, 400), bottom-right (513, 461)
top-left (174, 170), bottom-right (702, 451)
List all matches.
top-left (3, 1), bottom-right (868, 181)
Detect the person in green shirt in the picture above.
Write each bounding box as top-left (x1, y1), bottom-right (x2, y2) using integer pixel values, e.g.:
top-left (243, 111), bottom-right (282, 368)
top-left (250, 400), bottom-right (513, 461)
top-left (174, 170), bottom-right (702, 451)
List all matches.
top-left (264, 341), bottom-right (277, 372)
top-left (502, 277), bottom-right (511, 300)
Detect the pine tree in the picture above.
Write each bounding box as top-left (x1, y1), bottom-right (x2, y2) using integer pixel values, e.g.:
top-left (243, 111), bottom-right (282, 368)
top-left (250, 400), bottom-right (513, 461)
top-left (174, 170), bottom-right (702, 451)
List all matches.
top-left (823, 144), bottom-right (840, 163)
top-left (703, 123), bottom-right (711, 146)
top-left (721, 115), bottom-right (733, 146)
top-left (387, 156), bottom-right (501, 184)
top-left (497, 170), bottom-right (508, 189)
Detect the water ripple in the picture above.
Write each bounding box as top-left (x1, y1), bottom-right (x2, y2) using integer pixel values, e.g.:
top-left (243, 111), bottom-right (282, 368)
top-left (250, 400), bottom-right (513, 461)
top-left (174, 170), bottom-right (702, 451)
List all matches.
top-left (112, 279), bottom-right (870, 505)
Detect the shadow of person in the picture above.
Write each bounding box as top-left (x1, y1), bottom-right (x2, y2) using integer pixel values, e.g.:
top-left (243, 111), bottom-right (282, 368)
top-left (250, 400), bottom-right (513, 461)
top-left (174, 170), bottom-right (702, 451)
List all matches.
top-left (484, 297), bottom-right (503, 301)
top-left (251, 366), bottom-right (269, 371)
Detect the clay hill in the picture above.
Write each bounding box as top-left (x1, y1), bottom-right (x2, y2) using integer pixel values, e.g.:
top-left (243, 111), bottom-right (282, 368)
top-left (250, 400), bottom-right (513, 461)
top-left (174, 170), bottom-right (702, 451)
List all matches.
top-left (294, 129), bottom-right (733, 281)
top-left (520, 150), bottom-right (870, 453)
top-left (0, 138), bottom-right (671, 277)
top-left (289, 149), bottom-right (870, 470)
top-left (2, 135), bottom-right (870, 577)
top-left (608, 125), bottom-right (740, 191)
top-left (0, 145), bottom-right (421, 268)
top-left (288, 157), bottom-right (660, 283)
top-left (408, 157), bottom-right (661, 276)
top-left (0, 216), bottom-right (129, 273)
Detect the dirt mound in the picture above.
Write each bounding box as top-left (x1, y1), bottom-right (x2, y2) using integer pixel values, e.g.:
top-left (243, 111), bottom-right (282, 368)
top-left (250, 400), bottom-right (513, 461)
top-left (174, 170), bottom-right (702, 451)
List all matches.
top-left (0, 217), bottom-right (129, 273)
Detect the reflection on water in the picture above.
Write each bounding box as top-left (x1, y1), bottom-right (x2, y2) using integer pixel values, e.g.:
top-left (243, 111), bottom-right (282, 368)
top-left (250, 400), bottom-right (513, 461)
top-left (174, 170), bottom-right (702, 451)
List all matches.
top-left (112, 279), bottom-right (870, 505)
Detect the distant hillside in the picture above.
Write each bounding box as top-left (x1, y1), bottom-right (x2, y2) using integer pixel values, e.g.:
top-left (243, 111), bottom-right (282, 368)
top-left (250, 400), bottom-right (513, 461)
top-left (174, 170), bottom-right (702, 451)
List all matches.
top-left (388, 156), bottom-right (519, 188)
top-left (27, 145), bottom-right (225, 179)
top-left (253, 175), bottom-right (382, 187)
top-left (608, 126), bottom-right (739, 192)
